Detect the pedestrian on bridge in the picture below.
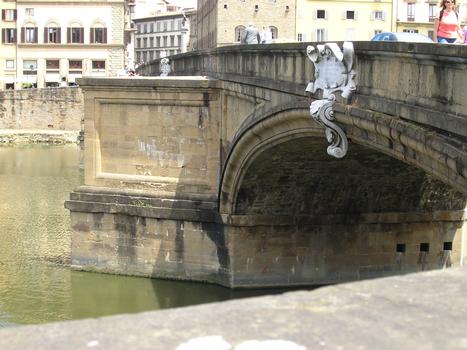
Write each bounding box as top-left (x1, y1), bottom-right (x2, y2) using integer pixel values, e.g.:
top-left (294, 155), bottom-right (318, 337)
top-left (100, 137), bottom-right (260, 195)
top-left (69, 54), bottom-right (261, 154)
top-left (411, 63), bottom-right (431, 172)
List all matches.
top-left (433, 0), bottom-right (463, 43)
top-left (241, 23), bottom-right (261, 44)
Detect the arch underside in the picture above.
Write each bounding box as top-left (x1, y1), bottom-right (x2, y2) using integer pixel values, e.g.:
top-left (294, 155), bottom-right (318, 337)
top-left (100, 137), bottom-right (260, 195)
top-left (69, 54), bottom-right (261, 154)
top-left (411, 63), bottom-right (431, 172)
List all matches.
top-left (218, 107), bottom-right (467, 287)
top-left (220, 107), bottom-right (467, 215)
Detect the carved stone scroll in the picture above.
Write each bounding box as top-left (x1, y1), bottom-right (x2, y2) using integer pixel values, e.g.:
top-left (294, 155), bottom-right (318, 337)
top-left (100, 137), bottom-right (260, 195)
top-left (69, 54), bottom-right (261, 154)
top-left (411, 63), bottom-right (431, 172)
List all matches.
top-left (305, 42), bottom-right (356, 158)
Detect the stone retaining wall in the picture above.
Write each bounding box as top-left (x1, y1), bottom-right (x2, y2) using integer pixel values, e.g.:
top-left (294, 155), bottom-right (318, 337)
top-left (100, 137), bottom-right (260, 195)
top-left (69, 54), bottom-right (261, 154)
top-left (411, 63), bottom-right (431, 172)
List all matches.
top-left (0, 87), bottom-right (83, 131)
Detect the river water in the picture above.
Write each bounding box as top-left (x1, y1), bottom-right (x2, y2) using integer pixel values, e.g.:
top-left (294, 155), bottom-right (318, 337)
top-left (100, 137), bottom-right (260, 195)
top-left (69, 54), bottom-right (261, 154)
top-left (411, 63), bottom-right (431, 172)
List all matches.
top-left (0, 145), bottom-right (289, 326)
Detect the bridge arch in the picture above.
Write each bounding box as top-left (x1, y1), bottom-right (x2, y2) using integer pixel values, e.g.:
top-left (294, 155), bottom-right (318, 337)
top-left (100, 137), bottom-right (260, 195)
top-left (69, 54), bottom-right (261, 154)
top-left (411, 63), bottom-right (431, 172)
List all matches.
top-left (219, 103), bottom-right (466, 217)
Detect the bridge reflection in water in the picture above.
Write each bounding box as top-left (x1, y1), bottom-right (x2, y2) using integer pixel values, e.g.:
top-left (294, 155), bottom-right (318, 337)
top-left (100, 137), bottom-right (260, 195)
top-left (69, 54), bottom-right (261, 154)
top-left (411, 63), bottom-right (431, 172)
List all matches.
top-left (67, 42), bottom-right (467, 288)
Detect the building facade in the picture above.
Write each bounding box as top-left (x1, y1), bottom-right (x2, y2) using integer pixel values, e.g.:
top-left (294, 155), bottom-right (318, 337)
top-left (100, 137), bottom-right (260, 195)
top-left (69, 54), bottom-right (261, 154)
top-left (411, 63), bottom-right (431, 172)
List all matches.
top-left (296, 0), bottom-right (393, 42)
top-left (185, 8), bottom-right (197, 51)
top-left (395, 0), bottom-right (466, 39)
top-left (134, 12), bottom-right (189, 63)
top-left (0, 0), bottom-right (127, 90)
top-left (197, 0), bottom-right (296, 49)
top-left (1, 1), bottom-right (18, 89)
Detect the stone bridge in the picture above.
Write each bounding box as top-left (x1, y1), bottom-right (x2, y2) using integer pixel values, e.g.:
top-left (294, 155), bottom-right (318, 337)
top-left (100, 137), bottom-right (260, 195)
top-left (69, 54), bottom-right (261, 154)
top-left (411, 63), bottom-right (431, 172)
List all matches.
top-left (66, 42), bottom-right (467, 288)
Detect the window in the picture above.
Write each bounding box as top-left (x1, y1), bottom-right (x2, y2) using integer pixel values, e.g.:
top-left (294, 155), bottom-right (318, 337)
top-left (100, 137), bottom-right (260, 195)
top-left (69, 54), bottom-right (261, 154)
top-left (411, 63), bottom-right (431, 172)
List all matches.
top-left (90, 28), bottom-right (107, 43)
top-left (150, 37), bottom-right (154, 47)
top-left (170, 35), bottom-right (175, 46)
top-left (45, 27), bottom-right (61, 43)
top-left (373, 11), bottom-right (384, 20)
top-left (144, 24), bottom-right (147, 33)
top-left (316, 28), bottom-right (325, 42)
top-left (270, 26), bottom-right (278, 39)
top-left (156, 37), bottom-right (161, 47)
top-left (2, 28), bottom-right (16, 43)
top-left (427, 30), bottom-right (434, 39)
top-left (23, 27), bottom-right (38, 43)
top-left (68, 27), bottom-right (84, 43)
top-left (403, 28), bottom-right (418, 33)
top-left (156, 22), bottom-right (161, 31)
top-left (69, 60), bottom-right (82, 74)
top-left (235, 25), bottom-right (245, 41)
top-left (429, 4), bottom-right (437, 22)
top-left (317, 9), bottom-right (326, 19)
top-left (374, 29), bottom-right (382, 36)
top-left (25, 8), bottom-right (34, 16)
top-left (92, 60), bottom-right (105, 71)
top-left (143, 37), bottom-right (147, 47)
top-left (407, 3), bottom-right (415, 21)
top-left (2, 9), bottom-right (17, 21)
top-left (346, 11), bottom-right (355, 20)
top-left (163, 36), bottom-right (167, 47)
top-left (137, 24), bottom-right (141, 33)
top-left (177, 35), bottom-right (181, 46)
top-left (46, 60), bottom-right (59, 72)
top-left (163, 21), bottom-right (168, 31)
top-left (23, 60), bottom-right (37, 74)
top-left (136, 38), bottom-right (141, 48)
top-left (297, 33), bottom-right (303, 41)
top-left (5, 60), bottom-right (15, 69)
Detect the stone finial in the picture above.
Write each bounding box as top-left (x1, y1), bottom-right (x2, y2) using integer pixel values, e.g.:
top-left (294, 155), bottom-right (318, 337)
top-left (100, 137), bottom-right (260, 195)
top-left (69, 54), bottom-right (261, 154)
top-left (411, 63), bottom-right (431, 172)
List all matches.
top-left (160, 58), bottom-right (171, 77)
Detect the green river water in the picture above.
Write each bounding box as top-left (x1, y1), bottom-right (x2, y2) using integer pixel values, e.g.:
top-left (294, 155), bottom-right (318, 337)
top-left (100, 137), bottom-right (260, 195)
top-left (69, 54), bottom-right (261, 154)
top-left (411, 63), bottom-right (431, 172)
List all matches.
top-left (0, 145), bottom-right (290, 326)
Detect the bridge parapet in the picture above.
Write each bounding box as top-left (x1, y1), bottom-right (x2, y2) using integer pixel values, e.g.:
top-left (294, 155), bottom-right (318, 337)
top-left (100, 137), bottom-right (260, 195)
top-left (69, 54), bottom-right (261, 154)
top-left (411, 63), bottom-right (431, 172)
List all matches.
top-left (139, 42), bottom-right (467, 139)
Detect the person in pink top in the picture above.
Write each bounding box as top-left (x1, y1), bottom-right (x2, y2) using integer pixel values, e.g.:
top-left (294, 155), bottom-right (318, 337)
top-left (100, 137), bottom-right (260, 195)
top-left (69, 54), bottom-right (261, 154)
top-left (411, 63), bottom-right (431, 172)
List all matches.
top-left (433, 0), bottom-right (463, 43)
top-left (464, 25), bottom-right (467, 44)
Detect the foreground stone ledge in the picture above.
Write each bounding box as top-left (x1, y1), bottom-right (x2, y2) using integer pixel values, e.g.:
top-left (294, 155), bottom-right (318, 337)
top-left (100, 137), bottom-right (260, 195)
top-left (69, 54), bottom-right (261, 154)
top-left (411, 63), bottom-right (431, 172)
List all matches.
top-left (1, 267), bottom-right (466, 349)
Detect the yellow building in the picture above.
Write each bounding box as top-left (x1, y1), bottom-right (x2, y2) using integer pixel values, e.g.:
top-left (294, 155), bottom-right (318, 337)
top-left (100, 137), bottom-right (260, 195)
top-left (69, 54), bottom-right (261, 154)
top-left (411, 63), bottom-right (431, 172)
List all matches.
top-left (296, 0), bottom-right (394, 42)
top-left (1, 1), bottom-right (18, 89)
top-left (396, 0), bottom-right (466, 39)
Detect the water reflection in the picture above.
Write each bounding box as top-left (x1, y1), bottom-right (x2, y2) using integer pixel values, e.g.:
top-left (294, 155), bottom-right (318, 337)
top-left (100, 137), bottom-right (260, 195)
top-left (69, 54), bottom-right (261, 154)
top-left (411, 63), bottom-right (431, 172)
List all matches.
top-left (0, 145), bottom-right (301, 326)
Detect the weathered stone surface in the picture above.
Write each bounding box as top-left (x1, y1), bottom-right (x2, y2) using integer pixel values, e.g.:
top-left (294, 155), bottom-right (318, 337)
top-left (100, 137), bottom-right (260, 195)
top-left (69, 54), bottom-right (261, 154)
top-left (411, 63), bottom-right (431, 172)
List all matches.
top-left (0, 87), bottom-right (83, 131)
top-left (0, 129), bottom-right (80, 144)
top-left (68, 45), bottom-right (467, 288)
top-left (1, 267), bottom-right (467, 350)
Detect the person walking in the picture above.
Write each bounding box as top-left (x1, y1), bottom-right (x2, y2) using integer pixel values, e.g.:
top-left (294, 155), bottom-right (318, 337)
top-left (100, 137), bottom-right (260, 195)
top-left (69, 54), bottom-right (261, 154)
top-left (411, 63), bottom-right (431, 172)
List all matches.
top-left (261, 26), bottom-right (272, 44)
top-left (241, 23), bottom-right (261, 44)
top-left (463, 25), bottom-right (467, 44)
top-left (433, 0), bottom-right (463, 43)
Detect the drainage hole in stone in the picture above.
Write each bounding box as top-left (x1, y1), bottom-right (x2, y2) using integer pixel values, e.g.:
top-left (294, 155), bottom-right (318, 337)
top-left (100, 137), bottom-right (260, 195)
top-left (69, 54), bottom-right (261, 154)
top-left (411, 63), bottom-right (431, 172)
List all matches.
top-left (443, 241), bottom-right (453, 251)
top-left (420, 242), bottom-right (430, 252)
top-left (396, 243), bottom-right (406, 253)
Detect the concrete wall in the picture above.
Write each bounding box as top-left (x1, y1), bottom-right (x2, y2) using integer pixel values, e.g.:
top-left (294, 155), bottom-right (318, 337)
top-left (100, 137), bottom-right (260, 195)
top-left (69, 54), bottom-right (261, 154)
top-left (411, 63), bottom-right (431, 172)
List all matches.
top-left (0, 87), bottom-right (83, 131)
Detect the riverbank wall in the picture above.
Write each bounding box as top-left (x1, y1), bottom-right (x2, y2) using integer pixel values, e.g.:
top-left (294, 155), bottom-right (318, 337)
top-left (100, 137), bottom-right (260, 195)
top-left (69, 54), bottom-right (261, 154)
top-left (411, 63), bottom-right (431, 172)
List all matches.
top-left (0, 87), bottom-right (83, 134)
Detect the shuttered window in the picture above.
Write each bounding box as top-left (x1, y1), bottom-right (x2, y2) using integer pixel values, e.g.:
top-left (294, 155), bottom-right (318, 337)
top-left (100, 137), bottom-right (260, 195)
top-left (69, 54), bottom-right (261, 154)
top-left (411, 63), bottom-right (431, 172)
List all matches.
top-left (67, 27), bottom-right (84, 43)
top-left (21, 27), bottom-right (38, 43)
top-left (90, 27), bottom-right (107, 43)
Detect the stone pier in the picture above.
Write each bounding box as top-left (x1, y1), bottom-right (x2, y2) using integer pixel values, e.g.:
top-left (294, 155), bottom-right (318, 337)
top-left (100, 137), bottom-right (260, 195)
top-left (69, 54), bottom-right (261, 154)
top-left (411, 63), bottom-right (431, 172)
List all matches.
top-left (66, 43), bottom-right (467, 288)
